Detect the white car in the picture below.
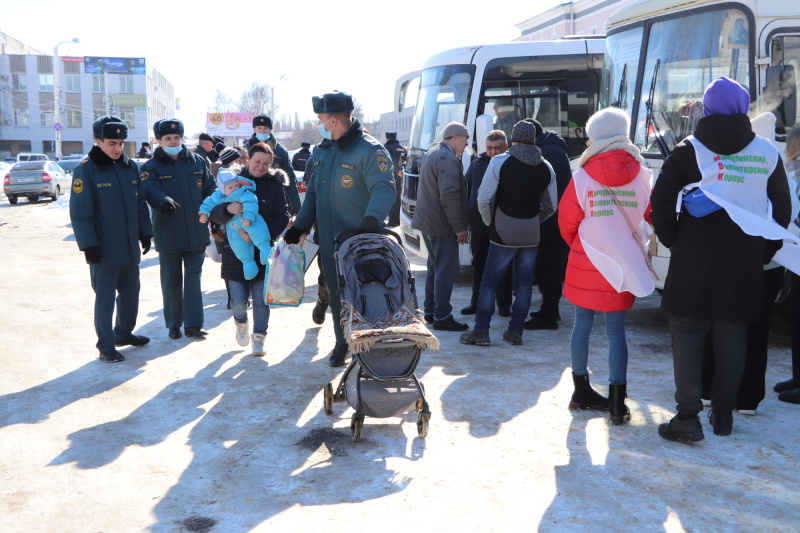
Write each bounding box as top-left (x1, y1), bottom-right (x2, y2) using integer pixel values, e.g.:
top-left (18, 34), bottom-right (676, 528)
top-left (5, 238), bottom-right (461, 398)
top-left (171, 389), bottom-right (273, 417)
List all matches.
top-left (3, 161), bottom-right (71, 204)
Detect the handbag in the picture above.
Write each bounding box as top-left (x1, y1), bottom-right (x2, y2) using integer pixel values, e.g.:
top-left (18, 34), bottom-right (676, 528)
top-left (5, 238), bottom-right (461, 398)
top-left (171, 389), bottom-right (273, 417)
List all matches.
top-left (601, 184), bottom-right (660, 281)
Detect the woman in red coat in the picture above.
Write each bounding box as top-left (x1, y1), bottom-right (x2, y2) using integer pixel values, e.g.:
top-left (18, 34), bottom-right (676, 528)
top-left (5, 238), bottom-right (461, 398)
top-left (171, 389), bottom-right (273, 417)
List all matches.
top-left (558, 108), bottom-right (654, 424)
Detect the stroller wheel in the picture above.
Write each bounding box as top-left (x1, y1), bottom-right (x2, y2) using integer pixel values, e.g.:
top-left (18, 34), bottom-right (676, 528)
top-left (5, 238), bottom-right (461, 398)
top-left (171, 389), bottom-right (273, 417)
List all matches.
top-left (323, 382), bottom-right (334, 415)
top-left (351, 413), bottom-right (365, 442)
top-left (415, 397), bottom-right (423, 411)
top-left (417, 411), bottom-right (431, 439)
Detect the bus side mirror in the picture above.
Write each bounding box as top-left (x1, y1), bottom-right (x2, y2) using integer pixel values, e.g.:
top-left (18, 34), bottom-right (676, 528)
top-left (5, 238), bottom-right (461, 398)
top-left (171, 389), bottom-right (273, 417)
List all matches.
top-left (765, 65), bottom-right (797, 130)
top-left (475, 114), bottom-right (494, 155)
top-left (395, 71), bottom-right (421, 113)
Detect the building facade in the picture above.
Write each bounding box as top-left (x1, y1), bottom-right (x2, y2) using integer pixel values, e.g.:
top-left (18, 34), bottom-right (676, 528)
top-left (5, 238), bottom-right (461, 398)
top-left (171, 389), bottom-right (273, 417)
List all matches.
top-left (0, 42), bottom-right (174, 159)
top-left (514, 0), bottom-right (633, 42)
top-left (376, 106), bottom-right (414, 148)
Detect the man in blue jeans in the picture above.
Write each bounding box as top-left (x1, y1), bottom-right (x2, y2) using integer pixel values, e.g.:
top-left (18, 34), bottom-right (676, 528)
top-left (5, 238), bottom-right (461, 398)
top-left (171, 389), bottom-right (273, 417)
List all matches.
top-left (461, 120), bottom-right (556, 346)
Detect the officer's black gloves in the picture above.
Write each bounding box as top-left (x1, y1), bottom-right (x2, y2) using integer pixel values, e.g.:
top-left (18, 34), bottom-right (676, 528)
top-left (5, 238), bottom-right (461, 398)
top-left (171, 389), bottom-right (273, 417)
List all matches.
top-left (359, 216), bottom-right (380, 233)
top-left (161, 197), bottom-right (180, 215)
top-left (83, 246), bottom-right (102, 264)
top-left (283, 225), bottom-right (307, 245)
top-left (141, 237), bottom-right (151, 255)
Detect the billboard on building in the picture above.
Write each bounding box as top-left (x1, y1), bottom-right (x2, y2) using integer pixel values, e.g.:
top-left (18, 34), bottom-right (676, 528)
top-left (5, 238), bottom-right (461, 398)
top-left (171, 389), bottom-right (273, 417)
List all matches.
top-left (84, 57), bottom-right (146, 75)
top-left (110, 94), bottom-right (147, 107)
top-left (206, 113), bottom-right (255, 137)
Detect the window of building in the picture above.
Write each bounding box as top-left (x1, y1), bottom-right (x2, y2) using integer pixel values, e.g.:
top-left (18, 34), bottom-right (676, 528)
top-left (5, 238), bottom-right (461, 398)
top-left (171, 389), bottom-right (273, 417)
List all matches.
top-left (14, 108), bottom-right (29, 127)
top-left (67, 109), bottom-right (82, 128)
top-left (93, 109), bottom-right (106, 121)
top-left (40, 111), bottom-right (55, 127)
top-left (120, 76), bottom-right (134, 93)
top-left (11, 73), bottom-right (27, 91)
top-left (92, 75), bottom-right (105, 93)
top-left (65, 75), bottom-right (81, 93)
top-left (121, 111), bottom-right (135, 129)
top-left (39, 74), bottom-right (54, 92)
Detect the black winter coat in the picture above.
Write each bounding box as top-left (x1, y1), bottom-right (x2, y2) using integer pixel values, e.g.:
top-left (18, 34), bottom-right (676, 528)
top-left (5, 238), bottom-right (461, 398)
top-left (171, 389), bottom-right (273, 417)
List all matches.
top-left (466, 153), bottom-right (491, 233)
top-left (650, 114), bottom-right (791, 321)
top-left (209, 167), bottom-right (290, 283)
top-left (536, 131), bottom-right (572, 229)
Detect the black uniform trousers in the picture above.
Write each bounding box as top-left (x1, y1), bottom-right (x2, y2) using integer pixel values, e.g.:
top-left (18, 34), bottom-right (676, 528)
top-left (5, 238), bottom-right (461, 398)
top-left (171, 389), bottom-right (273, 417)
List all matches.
top-left (532, 224), bottom-right (569, 319)
top-left (90, 264), bottom-right (141, 352)
top-left (388, 173), bottom-right (402, 227)
top-left (469, 231), bottom-right (511, 308)
top-left (701, 266), bottom-right (785, 409)
top-left (670, 315), bottom-right (747, 415)
top-left (158, 249), bottom-right (206, 330)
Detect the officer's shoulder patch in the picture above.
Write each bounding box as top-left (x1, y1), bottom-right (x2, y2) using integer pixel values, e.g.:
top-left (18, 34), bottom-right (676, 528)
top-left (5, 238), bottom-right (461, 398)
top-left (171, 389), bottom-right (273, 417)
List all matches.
top-left (140, 170), bottom-right (149, 182)
top-left (78, 159), bottom-right (88, 165)
top-left (72, 177), bottom-right (84, 194)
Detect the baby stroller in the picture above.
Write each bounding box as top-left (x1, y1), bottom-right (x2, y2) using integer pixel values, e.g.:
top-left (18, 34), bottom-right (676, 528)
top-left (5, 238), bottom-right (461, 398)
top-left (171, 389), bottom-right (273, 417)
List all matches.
top-left (322, 228), bottom-right (438, 442)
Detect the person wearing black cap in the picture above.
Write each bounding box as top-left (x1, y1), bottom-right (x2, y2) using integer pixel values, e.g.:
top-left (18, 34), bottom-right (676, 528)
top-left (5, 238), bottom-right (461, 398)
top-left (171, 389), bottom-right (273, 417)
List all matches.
top-left (69, 116), bottom-right (154, 363)
top-left (282, 90), bottom-right (396, 367)
top-left (195, 133), bottom-right (217, 165)
top-left (292, 142), bottom-right (312, 172)
top-left (137, 141), bottom-right (152, 159)
top-left (245, 115), bottom-right (302, 214)
top-left (141, 118), bottom-right (217, 340)
top-left (384, 132), bottom-right (407, 227)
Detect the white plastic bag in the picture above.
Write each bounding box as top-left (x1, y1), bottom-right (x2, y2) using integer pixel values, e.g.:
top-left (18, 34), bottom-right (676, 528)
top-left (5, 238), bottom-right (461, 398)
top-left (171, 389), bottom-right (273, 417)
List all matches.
top-left (264, 242), bottom-right (306, 306)
top-left (206, 223), bottom-right (223, 263)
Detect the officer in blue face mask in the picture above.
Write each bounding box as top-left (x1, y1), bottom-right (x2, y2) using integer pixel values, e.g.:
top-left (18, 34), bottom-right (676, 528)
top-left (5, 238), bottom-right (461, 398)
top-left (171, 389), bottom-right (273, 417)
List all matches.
top-left (283, 90), bottom-right (396, 367)
top-left (245, 114), bottom-right (302, 215)
top-left (141, 119), bottom-right (217, 340)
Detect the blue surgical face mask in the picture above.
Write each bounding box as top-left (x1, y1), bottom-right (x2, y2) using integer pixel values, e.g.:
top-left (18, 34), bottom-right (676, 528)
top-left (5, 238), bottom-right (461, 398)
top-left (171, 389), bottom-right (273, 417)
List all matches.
top-left (162, 145), bottom-right (182, 156)
top-left (255, 133), bottom-right (271, 141)
top-left (318, 118), bottom-right (333, 140)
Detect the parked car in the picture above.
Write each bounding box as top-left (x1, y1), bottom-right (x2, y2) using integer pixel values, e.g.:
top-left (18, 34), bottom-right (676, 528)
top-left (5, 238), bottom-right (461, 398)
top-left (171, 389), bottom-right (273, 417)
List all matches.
top-left (16, 153), bottom-right (49, 162)
top-left (2, 157), bottom-right (16, 163)
top-left (3, 161), bottom-right (70, 204)
top-left (57, 158), bottom-right (85, 175)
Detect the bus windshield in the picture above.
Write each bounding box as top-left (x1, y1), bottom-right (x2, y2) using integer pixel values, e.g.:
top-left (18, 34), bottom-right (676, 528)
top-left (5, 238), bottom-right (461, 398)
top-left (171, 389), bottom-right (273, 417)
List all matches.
top-left (631, 7), bottom-right (751, 155)
top-left (601, 26), bottom-right (644, 114)
top-left (409, 65), bottom-right (475, 151)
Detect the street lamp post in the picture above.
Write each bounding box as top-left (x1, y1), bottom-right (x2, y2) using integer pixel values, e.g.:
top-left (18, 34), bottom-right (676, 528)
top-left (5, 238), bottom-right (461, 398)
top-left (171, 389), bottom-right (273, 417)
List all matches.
top-left (53, 38), bottom-right (79, 160)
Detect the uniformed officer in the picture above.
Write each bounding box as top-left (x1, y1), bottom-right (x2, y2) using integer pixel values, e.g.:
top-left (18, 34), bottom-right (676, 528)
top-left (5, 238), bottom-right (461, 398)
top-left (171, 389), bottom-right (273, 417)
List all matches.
top-left (245, 115), bottom-right (302, 214)
top-left (142, 119), bottom-right (216, 340)
top-left (292, 142), bottom-right (312, 172)
top-left (69, 116), bottom-right (153, 363)
top-left (194, 133), bottom-right (216, 165)
top-left (283, 90), bottom-right (396, 366)
top-left (384, 132), bottom-right (407, 227)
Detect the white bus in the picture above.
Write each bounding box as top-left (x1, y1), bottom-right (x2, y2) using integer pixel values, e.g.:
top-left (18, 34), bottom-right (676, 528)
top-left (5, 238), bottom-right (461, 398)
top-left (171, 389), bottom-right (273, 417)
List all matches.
top-left (395, 39), bottom-right (606, 262)
top-left (601, 0), bottom-right (799, 284)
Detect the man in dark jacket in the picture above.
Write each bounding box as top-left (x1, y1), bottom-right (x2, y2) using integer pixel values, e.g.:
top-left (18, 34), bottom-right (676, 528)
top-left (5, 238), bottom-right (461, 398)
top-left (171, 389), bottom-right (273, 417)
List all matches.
top-left (411, 121), bottom-right (470, 332)
top-left (194, 133), bottom-right (216, 165)
top-left (245, 115), bottom-right (302, 214)
top-left (142, 119), bottom-right (216, 340)
top-left (283, 91), bottom-right (396, 367)
top-left (651, 77), bottom-right (791, 442)
top-left (137, 142), bottom-right (152, 159)
top-left (525, 119), bottom-right (573, 330)
top-left (384, 132), bottom-right (407, 227)
top-left (69, 116), bottom-right (153, 363)
top-left (292, 142), bottom-right (312, 172)
top-left (461, 120), bottom-right (557, 346)
top-left (462, 129), bottom-right (512, 316)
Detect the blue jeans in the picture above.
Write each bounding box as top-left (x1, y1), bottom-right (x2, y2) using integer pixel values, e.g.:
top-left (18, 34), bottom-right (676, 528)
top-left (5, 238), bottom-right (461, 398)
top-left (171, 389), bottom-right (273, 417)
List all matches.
top-left (475, 244), bottom-right (538, 332)
top-left (570, 306), bottom-right (628, 384)
top-left (228, 279), bottom-right (269, 335)
top-left (422, 234), bottom-right (461, 321)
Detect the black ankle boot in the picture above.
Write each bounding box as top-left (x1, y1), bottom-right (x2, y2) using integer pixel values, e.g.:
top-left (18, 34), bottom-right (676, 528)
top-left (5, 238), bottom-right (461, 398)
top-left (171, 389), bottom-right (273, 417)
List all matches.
top-left (569, 372), bottom-right (609, 411)
top-left (609, 383), bottom-right (631, 425)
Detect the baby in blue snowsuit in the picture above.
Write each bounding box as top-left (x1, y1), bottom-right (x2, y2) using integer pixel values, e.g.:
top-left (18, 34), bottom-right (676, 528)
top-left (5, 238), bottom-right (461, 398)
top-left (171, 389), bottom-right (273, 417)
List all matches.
top-left (199, 169), bottom-right (271, 280)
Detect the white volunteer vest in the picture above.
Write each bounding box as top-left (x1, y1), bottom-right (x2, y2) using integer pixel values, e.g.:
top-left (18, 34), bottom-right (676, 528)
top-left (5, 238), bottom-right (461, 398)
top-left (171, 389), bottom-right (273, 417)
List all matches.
top-left (687, 136), bottom-right (800, 275)
top-left (574, 166), bottom-right (655, 297)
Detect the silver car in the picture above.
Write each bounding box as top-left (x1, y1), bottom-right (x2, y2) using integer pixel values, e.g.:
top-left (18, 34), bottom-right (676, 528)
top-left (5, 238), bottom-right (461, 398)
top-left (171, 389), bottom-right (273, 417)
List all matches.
top-left (3, 161), bottom-right (70, 204)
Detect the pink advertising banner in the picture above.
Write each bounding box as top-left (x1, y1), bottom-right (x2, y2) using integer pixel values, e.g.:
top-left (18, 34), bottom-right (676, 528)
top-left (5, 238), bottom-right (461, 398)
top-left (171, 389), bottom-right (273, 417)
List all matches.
top-left (206, 112), bottom-right (255, 137)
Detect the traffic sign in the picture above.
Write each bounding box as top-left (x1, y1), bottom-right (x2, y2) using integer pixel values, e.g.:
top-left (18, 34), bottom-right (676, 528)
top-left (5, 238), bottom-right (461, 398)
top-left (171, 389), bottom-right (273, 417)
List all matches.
top-left (53, 123), bottom-right (63, 131)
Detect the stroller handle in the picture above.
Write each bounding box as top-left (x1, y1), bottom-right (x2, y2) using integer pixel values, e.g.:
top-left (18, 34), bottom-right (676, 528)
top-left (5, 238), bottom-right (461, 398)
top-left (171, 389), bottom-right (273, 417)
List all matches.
top-left (333, 227), bottom-right (403, 250)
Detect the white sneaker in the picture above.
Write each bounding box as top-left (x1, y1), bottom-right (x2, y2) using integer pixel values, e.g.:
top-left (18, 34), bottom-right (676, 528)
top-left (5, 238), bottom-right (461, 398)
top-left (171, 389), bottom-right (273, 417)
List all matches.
top-left (235, 320), bottom-right (249, 347)
top-left (251, 333), bottom-right (265, 356)
top-left (702, 398), bottom-right (712, 407)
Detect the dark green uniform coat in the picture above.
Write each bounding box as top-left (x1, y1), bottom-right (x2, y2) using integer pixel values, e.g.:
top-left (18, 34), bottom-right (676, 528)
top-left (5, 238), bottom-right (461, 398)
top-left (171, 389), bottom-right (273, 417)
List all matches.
top-left (70, 146), bottom-right (152, 266)
top-left (141, 146), bottom-right (216, 253)
top-left (294, 118), bottom-right (396, 344)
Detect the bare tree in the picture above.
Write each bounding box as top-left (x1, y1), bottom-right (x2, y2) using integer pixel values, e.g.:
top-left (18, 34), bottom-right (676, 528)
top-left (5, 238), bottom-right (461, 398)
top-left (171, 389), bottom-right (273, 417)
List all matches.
top-left (353, 97), bottom-right (365, 122)
top-left (209, 89), bottom-right (237, 112)
top-left (237, 82), bottom-right (273, 116)
top-left (289, 119), bottom-right (323, 149)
